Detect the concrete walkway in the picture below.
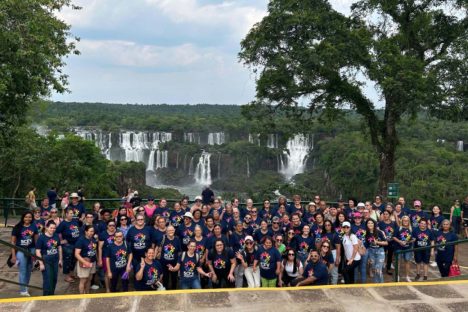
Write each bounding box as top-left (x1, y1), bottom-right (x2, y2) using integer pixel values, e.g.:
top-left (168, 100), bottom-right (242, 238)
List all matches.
top-left (0, 281), bottom-right (467, 312)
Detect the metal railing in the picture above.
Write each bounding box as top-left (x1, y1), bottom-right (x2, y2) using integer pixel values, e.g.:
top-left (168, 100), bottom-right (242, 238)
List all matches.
top-left (394, 238), bottom-right (468, 282)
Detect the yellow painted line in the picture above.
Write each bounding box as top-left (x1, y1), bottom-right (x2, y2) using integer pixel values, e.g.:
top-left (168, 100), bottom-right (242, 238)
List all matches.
top-left (0, 279), bottom-right (467, 304)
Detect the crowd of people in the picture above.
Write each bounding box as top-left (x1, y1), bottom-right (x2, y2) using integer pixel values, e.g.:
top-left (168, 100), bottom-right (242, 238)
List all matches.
top-left (10, 189), bottom-right (467, 296)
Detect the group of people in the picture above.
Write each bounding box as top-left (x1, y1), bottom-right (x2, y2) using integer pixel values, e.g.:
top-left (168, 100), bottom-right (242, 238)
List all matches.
top-left (10, 191), bottom-right (467, 296)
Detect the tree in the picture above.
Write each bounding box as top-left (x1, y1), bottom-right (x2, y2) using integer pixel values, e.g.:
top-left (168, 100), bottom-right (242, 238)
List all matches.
top-left (0, 0), bottom-right (79, 142)
top-left (239, 0), bottom-right (467, 193)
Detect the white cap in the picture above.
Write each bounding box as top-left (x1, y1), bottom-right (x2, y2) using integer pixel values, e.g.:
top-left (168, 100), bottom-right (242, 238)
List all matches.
top-left (342, 221), bottom-right (351, 227)
top-left (357, 202), bottom-right (365, 207)
top-left (195, 195), bottom-right (202, 201)
top-left (70, 192), bottom-right (80, 199)
top-left (244, 236), bottom-right (254, 242)
top-left (183, 212), bottom-right (193, 219)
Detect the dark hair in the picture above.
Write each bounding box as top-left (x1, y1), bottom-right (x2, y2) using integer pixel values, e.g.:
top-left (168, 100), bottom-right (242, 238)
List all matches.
top-left (334, 212), bottom-right (348, 228)
top-left (365, 219), bottom-right (379, 240)
top-left (263, 236), bottom-right (273, 246)
top-left (314, 212), bottom-right (325, 222)
top-left (13, 211), bottom-right (34, 232)
top-left (45, 220), bottom-right (56, 227)
top-left (348, 197), bottom-right (357, 207)
top-left (205, 215), bottom-right (214, 222)
top-left (212, 238), bottom-right (227, 258)
top-left (283, 248), bottom-right (300, 274)
top-left (323, 220), bottom-right (335, 233)
top-left (100, 209), bottom-right (112, 216)
top-left (83, 224), bottom-right (95, 233)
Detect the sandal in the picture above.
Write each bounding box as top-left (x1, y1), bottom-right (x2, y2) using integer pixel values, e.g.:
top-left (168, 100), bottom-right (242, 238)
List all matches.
top-left (64, 277), bottom-right (76, 283)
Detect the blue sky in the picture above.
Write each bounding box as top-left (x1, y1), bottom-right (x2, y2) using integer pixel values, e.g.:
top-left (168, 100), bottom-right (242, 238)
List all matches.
top-left (53, 0), bottom-right (358, 104)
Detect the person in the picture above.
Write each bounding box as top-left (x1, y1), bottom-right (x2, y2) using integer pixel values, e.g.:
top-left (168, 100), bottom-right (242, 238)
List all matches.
top-left (302, 202), bottom-right (317, 225)
top-left (11, 211), bottom-right (38, 296)
top-left (60, 192), bottom-right (70, 212)
top-left (318, 242), bottom-right (335, 278)
top-left (435, 219), bottom-right (459, 277)
top-left (278, 249), bottom-right (303, 287)
top-left (48, 208), bottom-right (62, 227)
top-left (240, 235), bottom-right (260, 288)
top-left (154, 198), bottom-right (171, 219)
top-left (430, 205), bottom-right (444, 232)
top-left (105, 230), bottom-right (132, 292)
top-left (393, 215), bottom-right (414, 282)
top-left (36, 221), bottom-right (62, 296)
top-left (412, 218), bottom-right (435, 281)
top-left (75, 225), bottom-right (98, 294)
top-left (177, 212), bottom-right (196, 250)
top-left (462, 196), bottom-right (468, 239)
top-left (450, 199), bottom-right (462, 235)
top-left (160, 225), bottom-right (182, 290)
top-left (117, 215), bottom-right (131, 238)
top-left (295, 224), bottom-right (315, 265)
top-left (39, 198), bottom-right (52, 220)
top-left (207, 238), bottom-right (236, 288)
top-left (174, 240), bottom-right (211, 289)
top-left (254, 236), bottom-right (282, 287)
top-left (260, 199), bottom-right (276, 222)
top-left (364, 219), bottom-right (388, 283)
top-left (56, 209), bottom-right (81, 283)
top-left (201, 186), bottom-right (214, 205)
top-left (32, 207), bottom-right (45, 234)
top-left (97, 220), bottom-right (117, 292)
top-left (130, 190), bottom-right (142, 208)
top-left (321, 220), bottom-right (341, 285)
top-left (378, 210), bottom-right (397, 275)
top-left (67, 193), bottom-right (86, 223)
top-left (134, 248), bottom-right (164, 291)
top-left (142, 196), bottom-right (158, 221)
top-left (289, 195), bottom-right (304, 216)
top-left (26, 187), bottom-right (37, 209)
top-left (274, 234), bottom-right (287, 256)
top-left (170, 201), bottom-right (186, 230)
top-left (253, 220), bottom-right (273, 244)
top-left (47, 187), bottom-right (59, 209)
top-left (410, 200), bottom-right (429, 229)
top-left (341, 221), bottom-right (361, 284)
top-left (292, 250), bottom-right (329, 286)
top-left (126, 215), bottom-right (152, 267)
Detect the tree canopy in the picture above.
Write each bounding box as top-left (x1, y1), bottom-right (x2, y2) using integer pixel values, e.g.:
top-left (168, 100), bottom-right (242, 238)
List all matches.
top-left (239, 0), bottom-right (467, 193)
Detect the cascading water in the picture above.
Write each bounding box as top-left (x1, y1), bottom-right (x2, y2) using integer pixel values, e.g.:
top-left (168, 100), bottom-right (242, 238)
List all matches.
top-left (246, 158), bottom-right (250, 178)
top-left (194, 151), bottom-right (212, 185)
top-left (280, 134), bottom-right (312, 180)
top-left (248, 133), bottom-right (260, 146)
top-left (184, 133), bottom-right (200, 144)
top-left (188, 156), bottom-right (194, 176)
top-left (208, 132), bottom-right (225, 145)
top-left (456, 140), bottom-right (464, 152)
top-left (267, 134), bottom-right (279, 149)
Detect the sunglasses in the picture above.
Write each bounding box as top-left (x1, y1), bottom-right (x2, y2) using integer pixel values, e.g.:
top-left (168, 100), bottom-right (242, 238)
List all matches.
top-left (51, 211), bottom-right (58, 214)
top-left (245, 241), bottom-right (253, 245)
top-left (322, 245), bottom-right (330, 248)
top-left (120, 218), bottom-right (127, 221)
top-left (108, 224), bottom-right (116, 227)
top-left (276, 239), bottom-right (283, 242)
top-left (342, 226), bottom-right (350, 228)
top-left (288, 253), bottom-right (295, 256)
top-left (288, 232), bottom-right (294, 235)
top-left (137, 218), bottom-right (145, 221)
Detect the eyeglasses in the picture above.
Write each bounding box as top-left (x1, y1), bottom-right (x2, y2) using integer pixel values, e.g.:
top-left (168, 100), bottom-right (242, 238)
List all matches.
top-left (322, 245), bottom-right (330, 249)
top-left (251, 211), bottom-right (257, 214)
top-left (137, 218), bottom-right (144, 221)
top-left (115, 235), bottom-right (123, 238)
top-left (120, 218), bottom-right (127, 221)
top-left (288, 253), bottom-right (295, 256)
top-left (108, 224), bottom-right (116, 227)
top-left (245, 241), bottom-right (253, 245)
top-left (288, 232), bottom-right (294, 235)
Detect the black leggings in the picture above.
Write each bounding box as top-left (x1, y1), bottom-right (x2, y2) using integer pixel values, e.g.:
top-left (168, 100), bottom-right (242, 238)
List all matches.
top-left (163, 268), bottom-right (178, 290)
top-left (437, 260), bottom-right (451, 277)
top-left (343, 259), bottom-right (361, 284)
top-left (110, 268), bottom-right (129, 292)
top-left (384, 244), bottom-right (394, 271)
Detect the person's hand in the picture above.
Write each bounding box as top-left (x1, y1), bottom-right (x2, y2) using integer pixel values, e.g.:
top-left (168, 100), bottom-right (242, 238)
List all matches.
top-left (211, 273), bottom-right (218, 283)
top-left (347, 259), bottom-right (353, 266)
top-left (141, 258), bottom-right (145, 268)
top-left (335, 257), bottom-right (340, 267)
top-left (11, 254), bottom-right (17, 265)
top-left (126, 265), bottom-right (132, 273)
top-left (252, 266), bottom-right (257, 273)
top-left (228, 273), bottom-right (235, 282)
top-left (97, 259), bottom-right (103, 267)
top-left (235, 252), bottom-right (243, 260)
top-left (107, 271), bottom-right (112, 279)
top-left (58, 260), bottom-right (63, 268)
top-left (39, 263), bottom-right (45, 272)
top-left (275, 269), bottom-right (281, 276)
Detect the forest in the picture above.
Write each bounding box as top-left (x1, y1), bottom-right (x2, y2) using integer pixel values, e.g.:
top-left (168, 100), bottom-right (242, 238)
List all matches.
top-left (0, 101), bottom-right (462, 211)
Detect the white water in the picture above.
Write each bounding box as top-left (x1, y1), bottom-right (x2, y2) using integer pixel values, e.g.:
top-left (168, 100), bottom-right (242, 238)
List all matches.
top-left (456, 140), bottom-right (464, 152)
top-left (208, 132), bottom-right (225, 145)
top-left (280, 134), bottom-right (312, 180)
top-left (267, 134), bottom-right (279, 149)
top-left (194, 151), bottom-right (212, 186)
top-left (184, 133), bottom-right (200, 144)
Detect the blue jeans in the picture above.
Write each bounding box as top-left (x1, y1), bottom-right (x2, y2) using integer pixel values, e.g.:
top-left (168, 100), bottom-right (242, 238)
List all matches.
top-left (17, 250), bottom-right (33, 293)
top-left (42, 258), bottom-right (59, 296)
top-left (368, 248), bottom-right (385, 283)
top-left (355, 250), bottom-right (369, 283)
top-left (179, 277), bottom-right (201, 289)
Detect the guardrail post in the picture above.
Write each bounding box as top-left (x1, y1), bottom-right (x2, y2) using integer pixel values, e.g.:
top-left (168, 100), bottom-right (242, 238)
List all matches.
top-left (3, 198), bottom-right (8, 227)
top-left (394, 250), bottom-right (399, 282)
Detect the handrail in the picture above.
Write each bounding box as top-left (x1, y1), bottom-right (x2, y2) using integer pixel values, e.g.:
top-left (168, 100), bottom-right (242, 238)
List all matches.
top-left (394, 238), bottom-right (468, 282)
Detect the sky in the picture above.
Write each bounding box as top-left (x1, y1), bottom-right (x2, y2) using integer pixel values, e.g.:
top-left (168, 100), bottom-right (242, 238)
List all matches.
top-left (53, 0), bottom-right (358, 105)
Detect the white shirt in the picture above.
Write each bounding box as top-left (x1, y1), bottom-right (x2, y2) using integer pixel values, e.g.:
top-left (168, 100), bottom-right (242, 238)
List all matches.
top-left (342, 234), bottom-right (361, 261)
top-left (285, 261), bottom-right (303, 277)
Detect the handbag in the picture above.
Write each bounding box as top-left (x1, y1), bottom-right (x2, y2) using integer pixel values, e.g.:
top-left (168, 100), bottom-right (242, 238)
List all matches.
top-left (155, 235), bottom-right (166, 260)
top-left (448, 262), bottom-right (461, 277)
top-left (79, 257), bottom-right (92, 268)
top-left (358, 241), bottom-right (367, 256)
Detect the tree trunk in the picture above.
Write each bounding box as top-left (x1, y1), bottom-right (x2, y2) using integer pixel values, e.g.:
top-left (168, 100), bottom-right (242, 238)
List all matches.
top-left (378, 148), bottom-right (396, 196)
top-left (379, 97), bottom-right (399, 196)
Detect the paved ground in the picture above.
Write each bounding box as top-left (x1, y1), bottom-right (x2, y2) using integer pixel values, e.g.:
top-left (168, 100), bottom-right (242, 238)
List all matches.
top-left (0, 282), bottom-right (467, 312)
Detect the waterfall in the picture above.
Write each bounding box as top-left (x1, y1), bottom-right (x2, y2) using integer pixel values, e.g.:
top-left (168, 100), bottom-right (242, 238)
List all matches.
top-left (183, 154), bottom-right (187, 172)
top-left (176, 152), bottom-right (179, 169)
top-left (194, 151), bottom-right (212, 185)
top-left (280, 134), bottom-right (311, 180)
top-left (267, 134), bottom-right (278, 149)
top-left (208, 132), bottom-right (225, 145)
top-left (217, 153), bottom-right (221, 179)
top-left (188, 156), bottom-right (194, 176)
top-left (184, 133), bottom-right (200, 144)
top-left (147, 150), bottom-right (155, 171)
top-left (105, 133), bottom-right (112, 160)
top-left (456, 140), bottom-right (464, 152)
top-left (249, 133), bottom-right (260, 146)
top-left (246, 158), bottom-right (250, 178)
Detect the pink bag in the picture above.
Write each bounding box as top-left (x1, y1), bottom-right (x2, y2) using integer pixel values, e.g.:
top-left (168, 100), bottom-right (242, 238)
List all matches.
top-left (448, 263), bottom-right (461, 277)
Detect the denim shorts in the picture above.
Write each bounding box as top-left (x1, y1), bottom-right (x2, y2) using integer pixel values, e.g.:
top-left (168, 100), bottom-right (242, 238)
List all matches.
top-left (398, 250), bottom-right (412, 261)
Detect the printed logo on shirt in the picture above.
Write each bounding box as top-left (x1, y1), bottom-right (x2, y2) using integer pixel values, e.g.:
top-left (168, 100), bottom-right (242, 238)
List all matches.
top-left (260, 252), bottom-right (271, 270)
top-left (411, 214), bottom-right (421, 227)
top-left (354, 228), bottom-right (366, 241)
top-left (182, 229), bottom-right (193, 245)
top-left (417, 232), bottom-right (430, 247)
top-left (164, 243), bottom-right (176, 260)
top-left (115, 248), bottom-right (127, 268)
top-left (87, 241), bottom-right (97, 258)
top-left (171, 215), bottom-right (182, 227)
top-left (70, 224), bottom-right (80, 238)
top-left (214, 257), bottom-right (226, 269)
top-left (307, 268), bottom-right (315, 278)
top-left (299, 241), bottom-right (309, 254)
top-left (20, 229), bottom-right (34, 246)
top-left (196, 244), bottom-right (205, 257)
top-left (183, 260), bottom-right (196, 278)
top-left (46, 238), bottom-right (58, 255)
top-left (146, 267), bottom-right (159, 285)
top-left (106, 235), bottom-right (115, 245)
top-left (133, 233), bottom-right (147, 249)
top-left (400, 229), bottom-right (412, 242)
top-left (384, 226), bottom-right (394, 239)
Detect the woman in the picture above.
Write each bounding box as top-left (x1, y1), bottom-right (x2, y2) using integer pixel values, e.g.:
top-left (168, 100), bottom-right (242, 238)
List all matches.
top-left (36, 221), bottom-right (62, 296)
top-left (192, 209), bottom-right (205, 227)
top-left (143, 196), bottom-right (157, 221)
top-left (134, 248), bottom-right (164, 291)
top-left (105, 230), bottom-right (132, 292)
top-left (207, 224), bottom-right (229, 252)
top-left (378, 210), bottom-right (397, 275)
top-left (48, 208), bottom-right (62, 227)
top-left (207, 238), bottom-right (236, 288)
top-left (32, 208), bottom-right (45, 234)
top-left (450, 200), bottom-right (462, 235)
top-left (295, 225), bottom-right (315, 265)
top-left (174, 240), bottom-right (211, 289)
top-left (289, 195), bottom-right (304, 216)
top-left (365, 219), bottom-right (388, 283)
top-left (274, 234), bottom-right (287, 256)
top-left (312, 212), bottom-right (325, 249)
top-left (319, 242), bottom-right (335, 275)
top-left (254, 236), bottom-right (282, 287)
top-left (430, 205), bottom-right (444, 232)
top-left (302, 202), bottom-right (317, 225)
top-left (253, 220), bottom-right (273, 244)
top-left (322, 220), bottom-right (341, 285)
top-left (11, 211), bottom-right (38, 296)
top-left (193, 225), bottom-right (209, 288)
top-left (285, 229), bottom-right (297, 250)
top-left (341, 221), bottom-right (361, 284)
top-left (275, 196), bottom-right (289, 213)
top-left (278, 249), bottom-right (303, 287)
top-left (75, 225), bottom-right (98, 294)
top-left (97, 220), bottom-right (117, 292)
top-left (393, 215), bottom-right (414, 282)
top-left (435, 220), bottom-right (459, 277)
top-left (56, 209), bottom-right (81, 283)
top-left (160, 225), bottom-right (182, 290)
top-left (260, 199), bottom-right (276, 222)
top-left (240, 236), bottom-right (260, 288)
top-left (393, 204), bottom-right (405, 227)
top-left (412, 218), bottom-right (435, 281)
top-left (117, 215), bottom-right (131, 238)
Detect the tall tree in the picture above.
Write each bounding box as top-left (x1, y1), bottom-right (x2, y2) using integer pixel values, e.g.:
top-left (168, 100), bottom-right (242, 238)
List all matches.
top-left (0, 0), bottom-right (79, 142)
top-left (239, 0), bottom-right (467, 193)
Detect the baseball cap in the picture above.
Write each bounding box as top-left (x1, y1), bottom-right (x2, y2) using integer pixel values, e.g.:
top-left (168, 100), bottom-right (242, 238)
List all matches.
top-left (195, 195), bottom-right (202, 201)
top-left (183, 212), bottom-right (193, 219)
top-left (244, 236), bottom-right (254, 242)
top-left (342, 221), bottom-right (351, 227)
top-left (357, 202), bottom-right (365, 208)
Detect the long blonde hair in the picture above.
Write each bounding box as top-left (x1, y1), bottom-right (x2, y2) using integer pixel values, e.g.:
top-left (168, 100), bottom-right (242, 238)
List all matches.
top-left (399, 215), bottom-right (412, 232)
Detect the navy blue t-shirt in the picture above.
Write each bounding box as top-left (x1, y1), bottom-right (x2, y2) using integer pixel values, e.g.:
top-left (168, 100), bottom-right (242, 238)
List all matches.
top-left (430, 215), bottom-right (445, 231)
top-left (295, 235), bottom-right (316, 255)
top-left (378, 221), bottom-right (396, 242)
top-left (36, 233), bottom-right (61, 261)
top-left (12, 224), bottom-right (38, 248)
top-left (256, 246), bottom-right (281, 279)
top-left (75, 236), bottom-right (98, 262)
top-left (394, 227), bottom-right (413, 250)
top-left (253, 229), bottom-right (273, 244)
top-left (105, 242), bottom-right (132, 271)
top-left (303, 261), bottom-right (329, 285)
top-left (134, 260), bottom-right (163, 291)
top-left (435, 231), bottom-right (458, 262)
top-left (47, 190), bottom-right (58, 206)
top-left (206, 235), bottom-right (230, 252)
top-left (412, 228), bottom-right (434, 248)
top-left (322, 232), bottom-right (340, 250)
top-left (151, 228), bottom-right (166, 246)
top-left (160, 236), bottom-right (181, 266)
top-left (364, 230), bottom-right (386, 249)
top-left (179, 253), bottom-right (201, 281)
top-left (208, 249), bottom-right (235, 275)
top-left (67, 203), bottom-right (86, 220)
top-left (410, 211), bottom-right (429, 228)
top-left (126, 226), bottom-right (152, 260)
top-left (169, 210), bottom-right (185, 229)
top-left (177, 223), bottom-right (196, 247)
top-left (320, 252), bottom-right (334, 267)
top-left (229, 231), bottom-right (247, 253)
top-left (56, 220), bottom-right (81, 245)
top-left (194, 237), bottom-right (207, 259)
top-left (33, 218), bottom-right (45, 235)
top-left (154, 207), bottom-right (171, 219)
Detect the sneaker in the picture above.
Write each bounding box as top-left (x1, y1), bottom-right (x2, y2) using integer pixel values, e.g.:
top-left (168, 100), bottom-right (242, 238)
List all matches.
top-left (430, 261), bottom-right (437, 267)
top-left (91, 285), bottom-right (100, 290)
top-left (405, 276), bottom-right (411, 282)
top-left (415, 274), bottom-right (421, 281)
top-left (386, 270), bottom-right (393, 276)
top-left (19, 291), bottom-right (30, 297)
top-left (423, 276), bottom-right (428, 281)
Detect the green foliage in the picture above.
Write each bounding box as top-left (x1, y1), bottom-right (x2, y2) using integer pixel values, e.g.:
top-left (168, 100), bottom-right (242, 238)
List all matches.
top-left (0, 0), bottom-right (79, 140)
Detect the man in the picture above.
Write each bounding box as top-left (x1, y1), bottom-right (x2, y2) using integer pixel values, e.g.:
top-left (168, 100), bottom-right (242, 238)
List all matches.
top-left (325, 206), bottom-right (338, 223)
top-left (67, 193), bottom-right (86, 223)
top-left (190, 196), bottom-right (203, 213)
top-left (398, 197), bottom-right (412, 215)
top-left (177, 212), bottom-right (196, 250)
top-left (201, 186), bottom-right (214, 205)
top-left (410, 200), bottom-right (429, 229)
top-left (292, 250), bottom-right (329, 286)
top-left (47, 187), bottom-right (59, 209)
top-left (40, 198), bottom-right (52, 220)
